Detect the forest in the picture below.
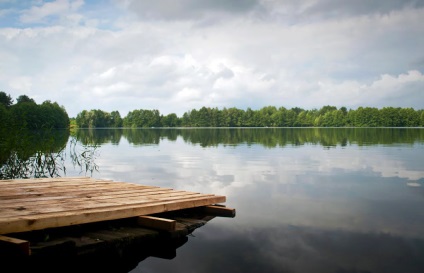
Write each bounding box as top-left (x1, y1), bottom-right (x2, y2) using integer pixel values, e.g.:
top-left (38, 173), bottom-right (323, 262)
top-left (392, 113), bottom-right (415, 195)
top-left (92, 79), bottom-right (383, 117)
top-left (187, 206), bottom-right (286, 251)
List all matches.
top-left (75, 106), bottom-right (424, 128)
top-left (0, 91), bottom-right (70, 130)
top-left (1, 90), bottom-right (423, 129)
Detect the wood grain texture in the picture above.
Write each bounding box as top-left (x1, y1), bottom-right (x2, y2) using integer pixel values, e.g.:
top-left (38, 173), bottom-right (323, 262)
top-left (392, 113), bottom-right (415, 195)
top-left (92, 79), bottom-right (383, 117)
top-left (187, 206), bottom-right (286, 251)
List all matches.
top-left (0, 177), bottom-right (226, 234)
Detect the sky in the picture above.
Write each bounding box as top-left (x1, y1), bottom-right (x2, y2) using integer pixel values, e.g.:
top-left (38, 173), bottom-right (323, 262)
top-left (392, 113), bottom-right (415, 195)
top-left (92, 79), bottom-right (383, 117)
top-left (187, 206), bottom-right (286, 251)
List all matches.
top-left (0, 0), bottom-right (423, 118)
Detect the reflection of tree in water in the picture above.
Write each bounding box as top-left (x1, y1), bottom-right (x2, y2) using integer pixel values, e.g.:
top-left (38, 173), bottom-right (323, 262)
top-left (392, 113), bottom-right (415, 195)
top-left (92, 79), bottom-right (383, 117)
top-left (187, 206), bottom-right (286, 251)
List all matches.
top-left (0, 129), bottom-right (99, 179)
top-left (72, 128), bottom-right (123, 145)
top-left (67, 136), bottom-right (99, 177)
top-left (177, 128), bottom-right (424, 148)
top-left (69, 127), bottom-right (424, 148)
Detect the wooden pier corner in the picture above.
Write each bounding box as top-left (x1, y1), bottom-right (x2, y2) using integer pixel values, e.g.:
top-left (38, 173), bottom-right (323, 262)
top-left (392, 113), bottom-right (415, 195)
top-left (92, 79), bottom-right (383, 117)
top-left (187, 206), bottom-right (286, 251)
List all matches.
top-left (0, 177), bottom-right (235, 263)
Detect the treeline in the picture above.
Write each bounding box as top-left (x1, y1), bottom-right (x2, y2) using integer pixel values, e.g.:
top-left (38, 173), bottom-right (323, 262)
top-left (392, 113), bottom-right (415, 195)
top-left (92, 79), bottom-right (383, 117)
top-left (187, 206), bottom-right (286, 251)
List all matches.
top-left (75, 106), bottom-right (424, 128)
top-left (0, 92), bottom-right (70, 130)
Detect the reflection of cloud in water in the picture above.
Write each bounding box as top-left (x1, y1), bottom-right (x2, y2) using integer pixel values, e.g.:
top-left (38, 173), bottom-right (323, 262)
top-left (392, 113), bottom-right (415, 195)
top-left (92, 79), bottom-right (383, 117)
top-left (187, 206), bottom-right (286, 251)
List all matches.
top-left (83, 139), bottom-right (424, 238)
top-left (168, 144), bottom-right (424, 196)
top-left (165, 144), bottom-right (424, 238)
top-left (311, 147), bottom-right (424, 181)
top-left (136, 224), bottom-right (424, 273)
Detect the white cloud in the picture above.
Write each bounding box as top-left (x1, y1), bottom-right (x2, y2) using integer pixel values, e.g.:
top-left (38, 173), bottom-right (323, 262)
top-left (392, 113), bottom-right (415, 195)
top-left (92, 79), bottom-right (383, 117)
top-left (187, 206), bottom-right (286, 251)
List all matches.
top-left (175, 87), bottom-right (202, 102)
top-left (20, 0), bottom-right (84, 23)
top-left (8, 76), bottom-right (32, 93)
top-left (126, 0), bottom-right (259, 21)
top-left (304, 70), bottom-right (424, 109)
top-left (0, 1), bottom-right (423, 117)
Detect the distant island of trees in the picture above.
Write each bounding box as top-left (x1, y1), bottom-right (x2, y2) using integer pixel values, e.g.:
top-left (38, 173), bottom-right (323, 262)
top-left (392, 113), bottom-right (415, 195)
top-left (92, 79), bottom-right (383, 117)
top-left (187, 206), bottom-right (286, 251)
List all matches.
top-left (75, 106), bottom-right (424, 128)
top-left (0, 91), bottom-right (69, 130)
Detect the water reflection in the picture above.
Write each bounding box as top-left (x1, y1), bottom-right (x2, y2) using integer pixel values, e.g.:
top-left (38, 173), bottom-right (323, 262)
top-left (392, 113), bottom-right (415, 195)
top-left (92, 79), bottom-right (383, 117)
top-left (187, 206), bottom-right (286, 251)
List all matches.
top-left (0, 129), bottom-right (99, 179)
top-left (11, 234), bottom-right (190, 273)
top-left (137, 224), bottom-right (424, 273)
top-left (1, 128), bottom-right (424, 272)
top-left (72, 128), bottom-right (123, 145)
top-left (119, 128), bottom-right (423, 273)
top-left (73, 127), bottom-right (424, 147)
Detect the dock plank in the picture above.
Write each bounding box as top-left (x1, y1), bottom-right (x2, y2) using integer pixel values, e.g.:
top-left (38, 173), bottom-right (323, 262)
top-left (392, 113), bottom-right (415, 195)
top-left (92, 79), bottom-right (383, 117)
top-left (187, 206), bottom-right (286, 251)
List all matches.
top-left (0, 191), bottom-right (213, 216)
top-left (0, 188), bottom-right (174, 205)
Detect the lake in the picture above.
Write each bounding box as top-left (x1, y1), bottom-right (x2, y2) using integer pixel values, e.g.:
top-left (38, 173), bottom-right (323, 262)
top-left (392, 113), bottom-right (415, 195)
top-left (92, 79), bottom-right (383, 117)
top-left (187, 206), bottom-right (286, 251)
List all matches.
top-left (2, 128), bottom-right (424, 272)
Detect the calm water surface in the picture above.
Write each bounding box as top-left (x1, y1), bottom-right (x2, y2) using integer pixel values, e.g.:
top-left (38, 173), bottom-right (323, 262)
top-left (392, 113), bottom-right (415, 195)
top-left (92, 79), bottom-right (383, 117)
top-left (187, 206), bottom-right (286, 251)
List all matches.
top-left (4, 128), bottom-right (424, 273)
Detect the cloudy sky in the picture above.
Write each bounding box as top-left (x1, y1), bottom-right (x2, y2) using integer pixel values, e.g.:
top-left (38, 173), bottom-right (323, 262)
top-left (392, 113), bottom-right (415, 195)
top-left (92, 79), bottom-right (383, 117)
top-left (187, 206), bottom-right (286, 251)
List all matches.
top-left (1, 0), bottom-right (423, 117)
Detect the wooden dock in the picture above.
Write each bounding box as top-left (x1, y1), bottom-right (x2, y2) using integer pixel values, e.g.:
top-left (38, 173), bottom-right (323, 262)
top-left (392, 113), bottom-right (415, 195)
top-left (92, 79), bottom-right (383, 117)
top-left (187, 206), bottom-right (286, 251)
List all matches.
top-left (0, 177), bottom-right (235, 263)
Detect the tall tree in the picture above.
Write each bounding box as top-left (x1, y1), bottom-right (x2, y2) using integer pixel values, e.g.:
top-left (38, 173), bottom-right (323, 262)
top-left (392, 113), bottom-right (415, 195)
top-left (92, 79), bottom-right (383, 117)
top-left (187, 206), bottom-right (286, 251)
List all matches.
top-left (110, 111), bottom-right (123, 127)
top-left (162, 113), bottom-right (180, 127)
top-left (16, 95), bottom-right (36, 104)
top-left (0, 91), bottom-right (13, 107)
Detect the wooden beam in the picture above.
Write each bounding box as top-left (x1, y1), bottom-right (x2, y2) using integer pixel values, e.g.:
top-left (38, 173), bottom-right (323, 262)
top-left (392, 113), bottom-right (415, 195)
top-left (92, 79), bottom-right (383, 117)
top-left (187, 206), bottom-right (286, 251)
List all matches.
top-left (0, 235), bottom-right (31, 256)
top-left (137, 216), bottom-right (176, 231)
top-left (202, 205), bottom-right (236, 218)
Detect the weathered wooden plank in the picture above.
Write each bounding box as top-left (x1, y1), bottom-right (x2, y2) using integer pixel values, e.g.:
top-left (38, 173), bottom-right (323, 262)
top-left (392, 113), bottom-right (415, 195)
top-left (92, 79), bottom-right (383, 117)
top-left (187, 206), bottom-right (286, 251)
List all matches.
top-left (202, 205), bottom-right (236, 218)
top-left (0, 179), bottom-right (108, 187)
top-left (0, 177), bottom-right (96, 185)
top-left (0, 185), bottom-right (164, 201)
top-left (0, 187), bottom-right (173, 204)
top-left (0, 188), bottom-right (174, 205)
top-left (0, 195), bottom-right (226, 234)
top-left (0, 183), bottom-right (157, 193)
top-left (137, 216), bottom-right (176, 231)
top-left (0, 235), bottom-right (31, 256)
top-left (0, 176), bottom-right (139, 188)
top-left (0, 182), bottom-right (147, 197)
top-left (0, 189), bottom-right (206, 208)
top-left (0, 176), bottom-right (84, 182)
top-left (0, 191), bottom-right (209, 216)
top-left (0, 177), bottom-right (131, 187)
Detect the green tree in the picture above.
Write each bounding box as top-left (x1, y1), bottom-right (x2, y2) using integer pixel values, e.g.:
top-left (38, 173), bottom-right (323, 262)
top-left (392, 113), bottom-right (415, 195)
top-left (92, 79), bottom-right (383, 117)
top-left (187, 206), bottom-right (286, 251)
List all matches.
top-left (242, 107), bottom-right (255, 127)
top-left (420, 111), bottom-right (424, 127)
top-left (399, 108), bottom-right (420, 127)
top-left (76, 110), bottom-right (89, 128)
top-left (110, 111), bottom-right (123, 127)
top-left (181, 111), bottom-right (192, 127)
top-left (162, 113), bottom-right (180, 127)
top-left (226, 107), bottom-right (244, 127)
top-left (296, 111), bottom-right (314, 127)
top-left (0, 91), bottom-right (13, 107)
top-left (122, 109), bottom-right (161, 128)
top-left (286, 109), bottom-right (298, 127)
top-left (10, 101), bottom-right (39, 128)
top-left (271, 107), bottom-right (286, 127)
top-left (16, 95), bottom-right (36, 104)
top-left (318, 105), bottom-right (337, 116)
top-left (40, 101), bottom-right (69, 128)
top-left (257, 106), bottom-right (277, 127)
top-left (380, 107), bottom-right (401, 127)
top-left (197, 107), bottom-right (212, 127)
top-left (0, 104), bottom-right (11, 129)
top-left (209, 108), bottom-right (222, 127)
top-left (353, 107), bottom-right (381, 127)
